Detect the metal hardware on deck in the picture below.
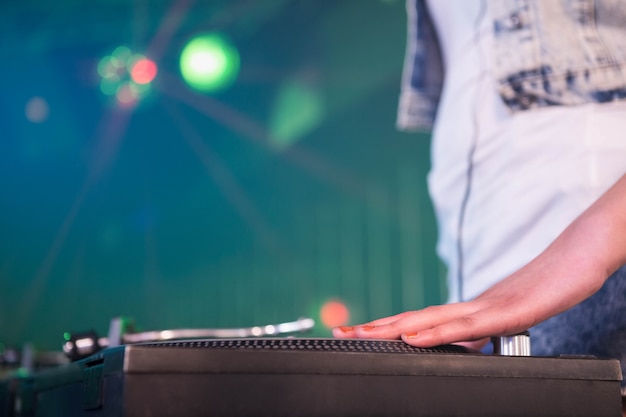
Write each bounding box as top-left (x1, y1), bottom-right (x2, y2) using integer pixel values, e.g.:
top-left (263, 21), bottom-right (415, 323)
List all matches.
top-left (492, 331), bottom-right (531, 356)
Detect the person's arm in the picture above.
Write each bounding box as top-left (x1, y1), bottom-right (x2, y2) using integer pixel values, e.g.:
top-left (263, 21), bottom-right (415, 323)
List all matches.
top-left (334, 173), bottom-right (626, 348)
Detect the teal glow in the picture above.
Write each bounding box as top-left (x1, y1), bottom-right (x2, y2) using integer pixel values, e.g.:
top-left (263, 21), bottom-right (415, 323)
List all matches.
top-left (270, 80), bottom-right (324, 148)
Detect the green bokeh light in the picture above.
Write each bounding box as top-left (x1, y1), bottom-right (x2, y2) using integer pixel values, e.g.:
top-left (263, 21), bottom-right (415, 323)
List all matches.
top-left (97, 46), bottom-right (155, 107)
top-left (270, 80), bottom-right (324, 149)
top-left (100, 75), bottom-right (120, 96)
top-left (111, 45), bottom-right (132, 63)
top-left (179, 33), bottom-right (240, 92)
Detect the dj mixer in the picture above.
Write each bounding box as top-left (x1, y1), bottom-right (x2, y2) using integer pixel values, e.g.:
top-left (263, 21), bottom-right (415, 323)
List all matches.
top-left (3, 337), bottom-right (621, 417)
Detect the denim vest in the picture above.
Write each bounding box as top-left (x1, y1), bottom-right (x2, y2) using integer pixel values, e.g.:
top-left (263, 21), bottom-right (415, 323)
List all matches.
top-left (397, 0), bottom-right (626, 131)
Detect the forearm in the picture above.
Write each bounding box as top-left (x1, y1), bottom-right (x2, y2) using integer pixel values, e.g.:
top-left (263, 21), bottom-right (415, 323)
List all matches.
top-left (495, 173), bottom-right (626, 308)
top-left (476, 173), bottom-right (626, 326)
top-left (571, 173), bottom-right (626, 278)
top-left (334, 173), bottom-right (626, 347)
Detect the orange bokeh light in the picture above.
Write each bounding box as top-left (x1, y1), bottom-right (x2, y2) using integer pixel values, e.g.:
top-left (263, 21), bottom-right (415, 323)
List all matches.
top-left (320, 300), bottom-right (350, 329)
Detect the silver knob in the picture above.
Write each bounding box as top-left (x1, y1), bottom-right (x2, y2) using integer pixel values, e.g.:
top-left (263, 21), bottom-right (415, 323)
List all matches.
top-left (492, 331), bottom-right (531, 356)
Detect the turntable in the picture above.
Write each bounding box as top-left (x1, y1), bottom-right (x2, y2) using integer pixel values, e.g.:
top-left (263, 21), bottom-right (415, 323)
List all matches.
top-left (2, 319), bottom-right (623, 417)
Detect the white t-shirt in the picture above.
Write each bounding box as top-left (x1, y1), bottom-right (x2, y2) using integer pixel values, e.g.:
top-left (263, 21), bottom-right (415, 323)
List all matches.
top-left (425, 0), bottom-right (626, 302)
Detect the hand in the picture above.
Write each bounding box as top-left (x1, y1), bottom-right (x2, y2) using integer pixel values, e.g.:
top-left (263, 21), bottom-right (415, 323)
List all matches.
top-left (333, 255), bottom-right (602, 348)
top-left (334, 174), bottom-right (626, 348)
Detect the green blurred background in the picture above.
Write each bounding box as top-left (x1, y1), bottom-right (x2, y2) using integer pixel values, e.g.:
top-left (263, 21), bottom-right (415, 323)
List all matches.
top-left (0, 0), bottom-right (446, 352)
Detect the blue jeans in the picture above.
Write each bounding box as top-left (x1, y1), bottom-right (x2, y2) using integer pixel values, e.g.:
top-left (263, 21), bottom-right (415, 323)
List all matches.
top-left (530, 265), bottom-right (626, 393)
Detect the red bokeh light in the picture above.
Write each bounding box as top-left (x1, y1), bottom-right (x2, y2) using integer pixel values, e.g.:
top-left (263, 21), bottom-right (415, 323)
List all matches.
top-left (116, 84), bottom-right (138, 108)
top-left (130, 58), bottom-right (158, 84)
top-left (320, 299), bottom-right (350, 329)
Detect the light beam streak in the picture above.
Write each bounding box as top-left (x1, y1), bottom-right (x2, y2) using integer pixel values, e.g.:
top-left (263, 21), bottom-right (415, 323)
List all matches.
top-left (157, 71), bottom-right (368, 200)
top-left (163, 101), bottom-right (282, 255)
top-left (15, 109), bottom-right (132, 334)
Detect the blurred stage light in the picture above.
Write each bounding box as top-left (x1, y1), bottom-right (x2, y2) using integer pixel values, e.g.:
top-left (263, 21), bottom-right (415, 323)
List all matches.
top-left (97, 47), bottom-right (158, 107)
top-left (99, 75), bottom-right (120, 96)
top-left (112, 45), bottom-right (132, 63)
top-left (270, 79), bottom-right (324, 149)
top-left (130, 58), bottom-right (158, 85)
top-left (25, 96), bottom-right (50, 123)
top-left (116, 83), bottom-right (139, 108)
top-left (179, 33), bottom-right (240, 92)
top-left (320, 299), bottom-right (350, 329)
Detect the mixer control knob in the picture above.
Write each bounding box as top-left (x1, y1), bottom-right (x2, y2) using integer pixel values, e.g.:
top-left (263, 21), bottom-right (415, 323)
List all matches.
top-left (492, 331), bottom-right (530, 356)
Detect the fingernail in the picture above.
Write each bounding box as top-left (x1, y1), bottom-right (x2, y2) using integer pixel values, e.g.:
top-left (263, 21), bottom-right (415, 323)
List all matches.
top-left (404, 332), bottom-right (419, 339)
top-left (361, 325), bottom-right (376, 331)
top-left (337, 326), bottom-right (354, 333)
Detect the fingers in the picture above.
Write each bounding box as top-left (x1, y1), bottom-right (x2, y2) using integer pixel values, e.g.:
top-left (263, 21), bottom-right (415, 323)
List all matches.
top-left (333, 302), bottom-right (486, 341)
top-left (333, 295), bottom-right (533, 348)
top-left (332, 310), bottom-right (419, 338)
top-left (332, 326), bottom-right (357, 338)
top-left (400, 306), bottom-right (529, 348)
top-left (400, 316), bottom-right (486, 348)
